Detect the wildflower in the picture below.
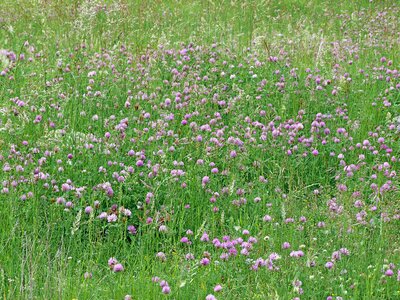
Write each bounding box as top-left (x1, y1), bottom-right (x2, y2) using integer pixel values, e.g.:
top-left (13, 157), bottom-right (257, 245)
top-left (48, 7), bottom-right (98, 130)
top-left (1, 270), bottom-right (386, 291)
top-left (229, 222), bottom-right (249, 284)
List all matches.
top-left (161, 286), bottom-right (171, 294)
top-left (290, 251), bottom-right (304, 258)
top-left (98, 212), bottom-right (107, 219)
top-left (220, 253), bottom-right (229, 260)
top-left (123, 208), bottom-right (132, 217)
top-left (385, 269), bottom-right (394, 277)
top-left (202, 176), bottom-right (210, 186)
top-left (332, 251), bottom-right (341, 261)
top-left (127, 225), bottom-right (137, 235)
top-left (214, 285), bottom-right (222, 292)
top-left (185, 253), bottom-right (195, 260)
top-left (248, 237), bottom-right (257, 243)
top-left (180, 237), bottom-right (190, 244)
top-left (108, 257), bottom-right (118, 267)
top-left (156, 252), bottom-right (167, 262)
top-left (84, 206), bottom-right (93, 214)
top-left (107, 214), bottom-right (117, 223)
top-left (325, 261), bottom-right (334, 269)
top-left (113, 263), bottom-right (124, 272)
top-left (317, 222), bottom-right (326, 228)
top-left (263, 215), bottom-right (272, 222)
top-left (200, 232), bottom-right (209, 242)
top-left (200, 258), bottom-right (210, 266)
top-left (159, 225), bottom-right (168, 232)
top-left (159, 280), bottom-right (168, 287)
top-left (337, 184), bottom-right (347, 192)
top-left (240, 248), bottom-right (249, 256)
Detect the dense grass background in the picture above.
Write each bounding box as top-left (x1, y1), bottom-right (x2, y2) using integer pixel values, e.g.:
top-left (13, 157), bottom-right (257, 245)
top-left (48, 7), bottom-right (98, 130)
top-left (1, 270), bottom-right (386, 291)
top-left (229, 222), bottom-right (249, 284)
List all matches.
top-left (2, 1), bottom-right (399, 60)
top-left (0, 1), bottom-right (399, 299)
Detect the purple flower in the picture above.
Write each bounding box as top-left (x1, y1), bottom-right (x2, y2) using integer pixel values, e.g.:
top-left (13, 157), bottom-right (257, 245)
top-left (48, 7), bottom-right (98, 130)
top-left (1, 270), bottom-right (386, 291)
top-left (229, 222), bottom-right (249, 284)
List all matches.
top-left (331, 251), bottom-right (341, 261)
top-left (84, 206), bottom-right (93, 214)
top-left (240, 248), bottom-right (249, 256)
top-left (263, 215), bottom-right (272, 222)
top-left (161, 286), bottom-right (171, 294)
top-left (180, 236), bottom-right (190, 244)
top-left (248, 237), bottom-right (257, 243)
top-left (200, 232), bottom-right (209, 242)
top-left (385, 269), bottom-right (394, 277)
top-left (269, 253), bottom-right (280, 261)
top-left (159, 280), bottom-right (168, 287)
top-left (202, 176), bottom-right (210, 186)
top-left (339, 248), bottom-right (350, 256)
top-left (290, 251), bottom-right (304, 258)
top-left (108, 257), bottom-right (118, 267)
top-left (220, 253), bottom-right (229, 260)
top-left (98, 212), bottom-right (107, 219)
top-left (211, 167), bottom-right (219, 174)
top-left (127, 225), bottom-right (137, 235)
top-left (107, 214), bottom-right (117, 223)
top-left (156, 252), bottom-right (167, 262)
top-left (317, 222), bottom-right (325, 228)
top-left (325, 261), bottom-right (334, 269)
top-left (185, 253), bottom-right (195, 260)
top-left (113, 263), bottom-right (124, 272)
top-left (200, 258), bottom-right (210, 266)
top-left (214, 285), bottom-right (222, 292)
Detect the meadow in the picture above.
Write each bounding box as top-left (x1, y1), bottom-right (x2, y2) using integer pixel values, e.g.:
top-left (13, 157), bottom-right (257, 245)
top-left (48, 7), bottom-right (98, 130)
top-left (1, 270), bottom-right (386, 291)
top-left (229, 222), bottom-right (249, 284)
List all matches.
top-left (0, 0), bottom-right (399, 299)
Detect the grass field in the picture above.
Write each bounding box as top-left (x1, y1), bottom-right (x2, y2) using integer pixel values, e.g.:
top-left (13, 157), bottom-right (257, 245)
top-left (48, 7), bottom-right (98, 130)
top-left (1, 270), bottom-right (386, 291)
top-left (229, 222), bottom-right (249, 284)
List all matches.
top-left (1, 0), bottom-right (400, 299)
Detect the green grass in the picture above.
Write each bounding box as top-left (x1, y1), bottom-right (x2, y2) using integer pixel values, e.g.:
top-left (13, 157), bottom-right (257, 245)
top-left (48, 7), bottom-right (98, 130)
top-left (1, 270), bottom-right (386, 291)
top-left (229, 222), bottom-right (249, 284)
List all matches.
top-left (0, 0), bottom-right (400, 299)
